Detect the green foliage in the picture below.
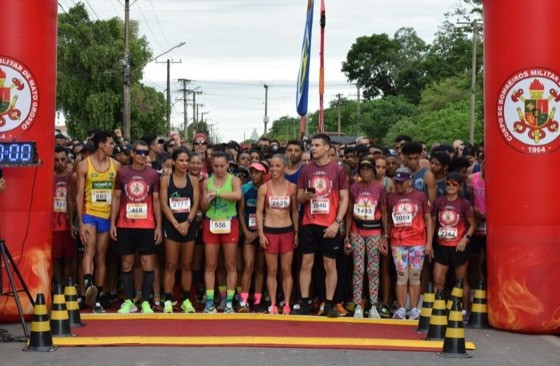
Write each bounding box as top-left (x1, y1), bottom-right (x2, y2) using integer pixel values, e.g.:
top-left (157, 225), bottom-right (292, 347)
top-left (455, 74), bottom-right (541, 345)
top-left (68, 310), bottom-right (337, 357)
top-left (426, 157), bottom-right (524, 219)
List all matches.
top-left (268, 115), bottom-right (301, 141)
top-left (57, 3), bottom-right (166, 140)
top-left (358, 96), bottom-right (416, 142)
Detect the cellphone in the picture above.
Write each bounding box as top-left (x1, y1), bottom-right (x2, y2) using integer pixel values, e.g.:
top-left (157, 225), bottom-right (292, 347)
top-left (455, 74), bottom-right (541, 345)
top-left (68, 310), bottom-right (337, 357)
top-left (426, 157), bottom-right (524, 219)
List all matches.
top-left (0, 169), bottom-right (3, 179)
top-left (306, 187), bottom-right (315, 193)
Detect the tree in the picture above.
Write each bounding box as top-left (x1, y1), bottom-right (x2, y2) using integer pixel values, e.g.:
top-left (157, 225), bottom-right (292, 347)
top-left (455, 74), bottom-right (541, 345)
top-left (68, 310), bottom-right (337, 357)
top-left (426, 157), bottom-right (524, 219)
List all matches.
top-left (341, 34), bottom-right (399, 99)
top-left (391, 27), bottom-right (428, 104)
top-left (57, 4), bottom-right (167, 139)
top-left (358, 96), bottom-right (416, 141)
top-left (268, 115), bottom-right (300, 141)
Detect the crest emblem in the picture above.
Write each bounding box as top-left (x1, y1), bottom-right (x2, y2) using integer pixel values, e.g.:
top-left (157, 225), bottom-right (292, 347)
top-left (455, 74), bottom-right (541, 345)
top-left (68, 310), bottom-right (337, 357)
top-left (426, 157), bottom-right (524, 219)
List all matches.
top-left (498, 68), bottom-right (560, 154)
top-left (0, 56), bottom-right (39, 139)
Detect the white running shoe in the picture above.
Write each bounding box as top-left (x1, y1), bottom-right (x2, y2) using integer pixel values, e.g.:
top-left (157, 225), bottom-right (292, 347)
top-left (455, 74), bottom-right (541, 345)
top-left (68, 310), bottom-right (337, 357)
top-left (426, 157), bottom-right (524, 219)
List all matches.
top-left (409, 307), bottom-right (421, 320)
top-left (353, 304), bottom-right (364, 318)
top-left (392, 307), bottom-right (406, 319)
top-left (369, 306), bottom-right (381, 319)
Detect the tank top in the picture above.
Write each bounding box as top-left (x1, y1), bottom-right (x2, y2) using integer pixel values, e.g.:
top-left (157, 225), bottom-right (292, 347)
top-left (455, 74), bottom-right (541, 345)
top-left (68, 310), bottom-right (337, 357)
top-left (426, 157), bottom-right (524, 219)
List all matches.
top-left (53, 172), bottom-right (72, 232)
top-left (436, 178), bottom-right (447, 198)
top-left (265, 181), bottom-right (292, 211)
top-left (412, 167), bottom-right (427, 193)
top-left (167, 173), bottom-right (194, 223)
top-left (242, 181), bottom-right (258, 231)
top-left (471, 173), bottom-right (485, 214)
top-left (205, 174), bottom-right (237, 219)
top-left (84, 157), bottom-right (117, 219)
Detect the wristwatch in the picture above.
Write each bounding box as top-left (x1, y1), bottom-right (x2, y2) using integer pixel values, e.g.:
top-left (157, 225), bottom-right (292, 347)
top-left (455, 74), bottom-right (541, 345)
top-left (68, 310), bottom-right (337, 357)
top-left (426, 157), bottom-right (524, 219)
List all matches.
top-left (335, 218), bottom-right (342, 225)
top-left (187, 217), bottom-right (194, 224)
top-left (465, 235), bottom-right (472, 241)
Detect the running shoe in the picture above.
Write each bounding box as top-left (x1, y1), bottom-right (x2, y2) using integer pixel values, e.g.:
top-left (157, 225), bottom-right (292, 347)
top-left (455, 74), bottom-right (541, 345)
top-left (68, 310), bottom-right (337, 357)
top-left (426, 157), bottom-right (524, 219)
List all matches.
top-left (141, 301), bottom-right (154, 314)
top-left (292, 300), bottom-right (312, 316)
top-left (92, 302), bottom-right (105, 313)
top-left (324, 303), bottom-right (338, 318)
top-left (152, 300), bottom-right (163, 312)
top-left (462, 309), bottom-right (469, 324)
top-left (99, 294), bottom-right (113, 309)
top-left (238, 302), bottom-right (250, 313)
top-left (85, 285), bottom-right (98, 307)
top-left (217, 298), bottom-right (226, 312)
top-left (377, 303), bottom-right (391, 319)
top-left (268, 305), bottom-right (279, 315)
top-left (392, 307), bottom-right (406, 320)
top-left (409, 307), bottom-right (421, 320)
top-left (255, 301), bottom-right (269, 314)
top-left (317, 302), bottom-right (325, 316)
top-left (369, 306), bottom-right (381, 319)
top-left (282, 304), bottom-right (291, 315)
top-left (353, 304), bottom-right (364, 318)
top-left (335, 303), bottom-right (349, 317)
top-left (204, 302), bottom-right (217, 314)
top-left (117, 299), bottom-right (138, 314)
top-left (181, 299), bottom-right (196, 313)
top-left (163, 300), bottom-right (173, 314)
top-left (224, 302), bottom-right (235, 314)
top-left (78, 296), bottom-right (87, 310)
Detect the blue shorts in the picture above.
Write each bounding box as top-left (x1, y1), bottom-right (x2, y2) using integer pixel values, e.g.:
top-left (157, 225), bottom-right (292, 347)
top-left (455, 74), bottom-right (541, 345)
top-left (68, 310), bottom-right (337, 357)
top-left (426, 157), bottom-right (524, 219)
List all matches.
top-left (82, 214), bottom-right (110, 233)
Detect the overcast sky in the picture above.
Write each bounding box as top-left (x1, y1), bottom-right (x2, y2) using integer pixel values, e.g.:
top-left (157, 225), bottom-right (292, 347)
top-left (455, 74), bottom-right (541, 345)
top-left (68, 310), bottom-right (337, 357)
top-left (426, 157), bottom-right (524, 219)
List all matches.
top-left (59, 0), bottom-right (454, 142)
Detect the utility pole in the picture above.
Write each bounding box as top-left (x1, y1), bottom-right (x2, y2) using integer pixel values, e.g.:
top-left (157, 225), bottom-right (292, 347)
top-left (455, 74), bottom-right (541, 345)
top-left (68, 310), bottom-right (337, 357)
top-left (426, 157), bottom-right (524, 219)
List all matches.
top-left (156, 59), bottom-right (181, 134)
top-left (192, 91), bottom-right (202, 134)
top-left (336, 93), bottom-right (343, 134)
top-left (178, 79), bottom-right (190, 141)
top-left (458, 19), bottom-right (481, 144)
top-left (263, 84), bottom-right (269, 135)
top-left (196, 103), bottom-right (204, 126)
top-left (122, 0), bottom-right (131, 140)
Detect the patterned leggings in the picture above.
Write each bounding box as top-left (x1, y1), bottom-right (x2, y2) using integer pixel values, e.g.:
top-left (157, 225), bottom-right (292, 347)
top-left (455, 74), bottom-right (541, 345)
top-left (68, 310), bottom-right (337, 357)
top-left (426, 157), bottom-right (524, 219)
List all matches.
top-left (350, 233), bottom-right (381, 305)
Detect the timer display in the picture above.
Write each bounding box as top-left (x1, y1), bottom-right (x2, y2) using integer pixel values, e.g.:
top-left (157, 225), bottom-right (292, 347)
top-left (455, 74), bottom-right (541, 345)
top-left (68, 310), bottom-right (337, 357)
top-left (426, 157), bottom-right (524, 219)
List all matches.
top-left (0, 142), bottom-right (38, 166)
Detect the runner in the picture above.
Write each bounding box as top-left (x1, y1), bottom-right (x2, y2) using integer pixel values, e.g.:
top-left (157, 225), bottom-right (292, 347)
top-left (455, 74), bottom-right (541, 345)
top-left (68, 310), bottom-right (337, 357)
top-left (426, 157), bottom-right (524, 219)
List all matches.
top-left (53, 146), bottom-right (75, 285)
top-left (200, 151), bottom-right (243, 313)
top-left (467, 156), bottom-right (486, 286)
top-left (346, 158), bottom-right (388, 319)
top-left (430, 151), bottom-right (451, 198)
top-left (401, 141), bottom-right (436, 204)
top-left (160, 147), bottom-right (200, 313)
top-left (75, 131), bottom-right (120, 312)
top-left (110, 140), bottom-right (162, 314)
top-left (284, 140), bottom-right (305, 185)
top-left (237, 161), bottom-right (268, 313)
top-left (431, 172), bottom-right (476, 321)
top-left (293, 133), bottom-right (349, 318)
top-left (257, 155), bottom-right (299, 315)
top-left (387, 167), bottom-right (433, 320)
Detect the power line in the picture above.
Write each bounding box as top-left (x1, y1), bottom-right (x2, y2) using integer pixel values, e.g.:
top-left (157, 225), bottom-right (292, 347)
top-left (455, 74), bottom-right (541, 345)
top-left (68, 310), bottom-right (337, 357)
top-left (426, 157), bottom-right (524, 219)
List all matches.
top-left (84, 0), bottom-right (100, 20)
top-left (148, 0), bottom-right (173, 48)
top-left (136, 1), bottom-right (165, 52)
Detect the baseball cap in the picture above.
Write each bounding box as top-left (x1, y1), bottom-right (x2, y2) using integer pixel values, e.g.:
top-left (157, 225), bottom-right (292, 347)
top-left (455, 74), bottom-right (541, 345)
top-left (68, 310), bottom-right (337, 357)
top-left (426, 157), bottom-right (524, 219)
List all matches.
top-left (446, 171), bottom-right (464, 184)
top-left (393, 167), bottom-right (413, 182)
top-left (358, 159), bottom-right (374, 169)
top-left (249, 162), bottom-right (267, 173)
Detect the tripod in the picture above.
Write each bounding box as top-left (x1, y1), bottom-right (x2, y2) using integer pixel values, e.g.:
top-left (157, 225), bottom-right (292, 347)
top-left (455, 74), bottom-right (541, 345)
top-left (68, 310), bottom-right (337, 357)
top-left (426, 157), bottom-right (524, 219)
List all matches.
top-left (0, 239), bottom-right (34, 338)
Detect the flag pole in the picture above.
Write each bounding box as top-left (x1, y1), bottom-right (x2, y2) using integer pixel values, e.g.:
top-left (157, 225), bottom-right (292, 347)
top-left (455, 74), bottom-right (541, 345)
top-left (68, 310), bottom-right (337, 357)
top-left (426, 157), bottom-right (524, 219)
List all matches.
top-left (318, 0), bottom-right (326, 133)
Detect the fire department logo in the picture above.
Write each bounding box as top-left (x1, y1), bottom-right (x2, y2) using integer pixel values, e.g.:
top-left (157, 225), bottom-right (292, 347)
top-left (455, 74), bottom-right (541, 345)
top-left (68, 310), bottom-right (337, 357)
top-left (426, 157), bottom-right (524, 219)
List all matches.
top-left (126, 179), bottom-right (148, 201)
top-left (310, 176), bottom-right (330, 196)
top-left (0, 56), bottom-right (39, 139)
top-left (498, 68), bottom-right (560, 154)
top-left (439, 208), bottom-right (459, 227)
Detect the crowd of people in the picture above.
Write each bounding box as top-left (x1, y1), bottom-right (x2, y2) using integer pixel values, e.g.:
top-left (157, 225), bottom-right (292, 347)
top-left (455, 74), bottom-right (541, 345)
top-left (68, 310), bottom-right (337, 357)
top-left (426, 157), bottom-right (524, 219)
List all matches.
top-left (52, 128), bottom-right (486, 322)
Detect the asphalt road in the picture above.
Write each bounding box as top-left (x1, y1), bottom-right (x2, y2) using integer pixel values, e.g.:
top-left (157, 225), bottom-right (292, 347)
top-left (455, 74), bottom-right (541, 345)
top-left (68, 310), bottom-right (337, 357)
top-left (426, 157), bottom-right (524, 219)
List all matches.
top-left (1, 322), bottom-right (559, 366)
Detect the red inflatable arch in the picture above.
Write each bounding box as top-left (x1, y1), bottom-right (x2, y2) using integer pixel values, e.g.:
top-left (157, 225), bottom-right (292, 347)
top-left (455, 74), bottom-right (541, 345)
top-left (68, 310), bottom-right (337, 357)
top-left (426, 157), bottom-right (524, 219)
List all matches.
top-left (0, 0), bottom-right (57, 321)
top-left (485, 0), bottom-right (560, 333)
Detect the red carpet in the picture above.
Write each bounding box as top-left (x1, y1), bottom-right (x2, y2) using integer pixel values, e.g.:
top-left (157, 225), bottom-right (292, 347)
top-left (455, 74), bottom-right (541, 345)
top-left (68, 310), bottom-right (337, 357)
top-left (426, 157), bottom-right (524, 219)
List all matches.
top-left (52, 314), bottom-right (476, 352)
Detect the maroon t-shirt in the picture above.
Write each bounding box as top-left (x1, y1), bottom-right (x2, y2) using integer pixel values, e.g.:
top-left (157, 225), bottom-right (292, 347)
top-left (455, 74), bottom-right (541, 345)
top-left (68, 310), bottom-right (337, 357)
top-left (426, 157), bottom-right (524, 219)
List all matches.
top-left (349, 180), bottom-right (386, 236)
top-left (433, 196), bottom-right (473, 247)
top-left (387, 190), bottom-right (431, 246)
top-left (115, 165), bottom-right (160, 229)
top-left (297, 160), bottom-right (349, 227)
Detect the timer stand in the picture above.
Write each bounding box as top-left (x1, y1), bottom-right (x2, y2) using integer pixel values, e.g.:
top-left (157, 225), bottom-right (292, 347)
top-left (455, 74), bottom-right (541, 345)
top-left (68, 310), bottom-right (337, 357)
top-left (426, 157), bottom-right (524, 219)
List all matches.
top-left (0, 239), bottom-right (34, 337)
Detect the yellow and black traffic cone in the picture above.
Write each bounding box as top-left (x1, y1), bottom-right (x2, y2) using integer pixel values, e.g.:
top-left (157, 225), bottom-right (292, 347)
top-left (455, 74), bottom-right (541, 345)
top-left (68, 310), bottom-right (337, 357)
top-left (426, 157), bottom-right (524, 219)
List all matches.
top-left (468, 280), bottom-right (489, 329)
top-left (50, 284), bottom-right (75, 337)
top-left (446, 278), bottom-right (464, 312)
top-left (415, 282), bottom-right (434, 333)
top-left (23, 293), bottom-right (58, 352)
top-left (425, 290), bottom-right (447, 340)
top-left (437, 298), bottom-right (472, 358)
top-left (64, 277), bottom-right (84, 327)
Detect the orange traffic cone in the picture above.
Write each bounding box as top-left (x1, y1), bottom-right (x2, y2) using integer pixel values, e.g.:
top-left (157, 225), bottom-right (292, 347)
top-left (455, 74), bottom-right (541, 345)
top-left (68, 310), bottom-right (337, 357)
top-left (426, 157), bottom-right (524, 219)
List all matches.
top-left (50, 284), bottom-right (74, 337)
top-left (415, 282), bottom-right (434, 333)
top-left (468, 280), bottom-right (489, 329)
top-left (23, 293), bottom-right (58, 352)
top-left (64, 277), bottom-right (84, 327)
top-left (437, 298), bottom-right (472, 358)
top-left (425, 290), bottom-right (447, 340)
top-left (446, 278), bottom-right (463, 312)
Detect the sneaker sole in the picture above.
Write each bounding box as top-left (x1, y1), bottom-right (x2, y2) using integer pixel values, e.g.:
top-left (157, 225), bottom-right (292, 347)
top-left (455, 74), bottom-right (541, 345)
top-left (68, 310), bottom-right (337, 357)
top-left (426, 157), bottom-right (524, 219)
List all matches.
top-left (85, 286), bottom-right (98, 307)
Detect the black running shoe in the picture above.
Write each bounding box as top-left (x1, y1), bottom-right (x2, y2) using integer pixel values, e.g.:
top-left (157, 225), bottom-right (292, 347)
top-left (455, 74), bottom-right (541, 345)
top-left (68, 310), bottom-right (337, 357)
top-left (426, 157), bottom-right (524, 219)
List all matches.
top-left (324, 303), bottom-right (338, 318)
top-left (292, 300), bottom-right (313, 315)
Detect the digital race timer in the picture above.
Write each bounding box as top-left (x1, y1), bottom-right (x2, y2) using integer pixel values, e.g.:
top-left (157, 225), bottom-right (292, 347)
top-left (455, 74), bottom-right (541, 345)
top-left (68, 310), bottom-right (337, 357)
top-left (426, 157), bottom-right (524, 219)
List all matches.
top-left (0, 142), bottom-right (38, 166)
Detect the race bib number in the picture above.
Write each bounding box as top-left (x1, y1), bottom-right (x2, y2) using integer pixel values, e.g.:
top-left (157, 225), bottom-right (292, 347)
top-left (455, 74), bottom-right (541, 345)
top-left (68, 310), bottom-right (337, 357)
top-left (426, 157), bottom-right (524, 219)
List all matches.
top-left (54, 198), bottom-right (67, 213)
top-left (126, 203), bottom-right (148, 219)
top-left (210, 218), bottom-right (231, 234)
top-left (392, 212), bottom-right (413, 227)
top-left (248, 214), bottom-right (257, 229)
top-left (438, 227), bottom-right (458, 240)
top-left (475, 221), bottom-right (486, 235)
top-left (91, 181), bottom-right (113, 206)
top-left (269, 196), bottom-right (290, 210)
top-left (170, 197), bottom-right (191, 213)
top-left (310, 198), bottom-right (330, 214)
top-left (353, 203), bottom-right (375, 220)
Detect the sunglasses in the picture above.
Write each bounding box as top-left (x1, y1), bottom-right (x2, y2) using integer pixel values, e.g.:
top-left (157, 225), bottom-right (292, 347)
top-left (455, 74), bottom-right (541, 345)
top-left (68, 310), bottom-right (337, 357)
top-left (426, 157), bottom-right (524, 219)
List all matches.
top-left (168, 144), bottom-right (175, 148)
top-left (446, 180), bottom-right (460, 187)
top-left (194, 141), bottom-right (207, 145)
top-left (134, 149), bottom-right (149, 156)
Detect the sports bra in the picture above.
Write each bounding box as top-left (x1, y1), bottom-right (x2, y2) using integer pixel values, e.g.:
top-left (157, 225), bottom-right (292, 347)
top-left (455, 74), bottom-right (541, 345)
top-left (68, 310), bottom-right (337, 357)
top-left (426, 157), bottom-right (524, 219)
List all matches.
top-left (265, 181), bottom-right (292, 211)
